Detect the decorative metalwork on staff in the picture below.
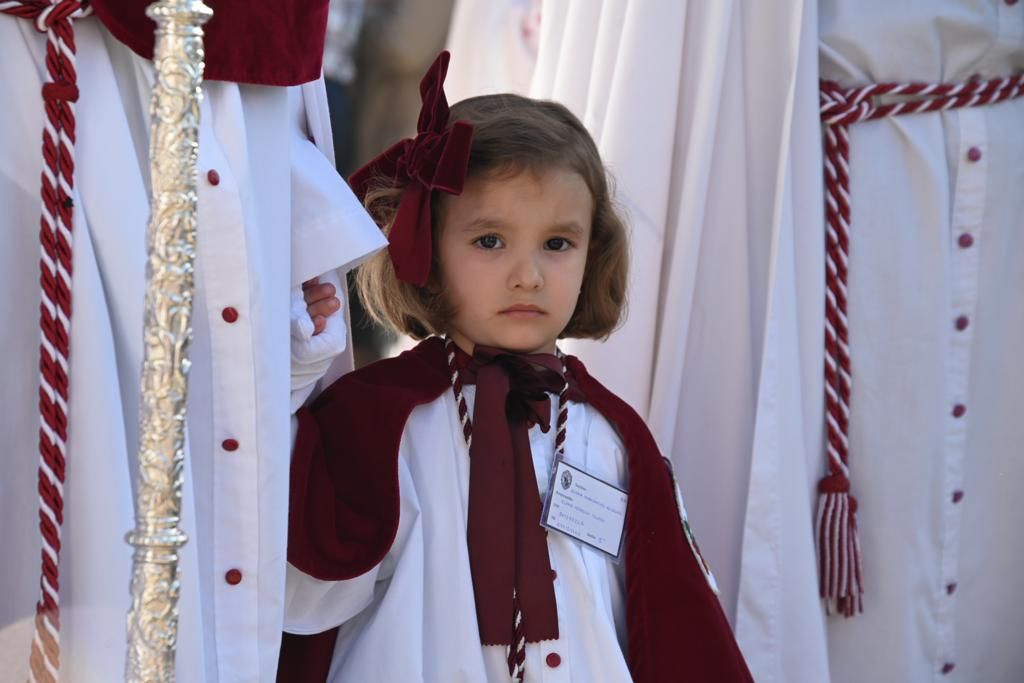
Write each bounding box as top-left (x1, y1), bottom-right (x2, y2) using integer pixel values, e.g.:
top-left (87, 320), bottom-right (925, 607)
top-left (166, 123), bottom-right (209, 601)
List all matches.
top-left (124, 0), bottom-right (211, 680)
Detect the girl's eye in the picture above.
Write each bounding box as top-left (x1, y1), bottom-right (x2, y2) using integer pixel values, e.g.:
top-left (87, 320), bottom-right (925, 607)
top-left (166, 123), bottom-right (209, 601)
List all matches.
top-left (545, 237), bottom-right (572, 251)
top-left (474, 234), bottom-right (504, 249)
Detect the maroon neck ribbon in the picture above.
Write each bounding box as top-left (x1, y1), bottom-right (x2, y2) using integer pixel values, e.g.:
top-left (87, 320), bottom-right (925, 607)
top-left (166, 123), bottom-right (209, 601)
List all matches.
top-left (455, 345), bottom-right (566, 646)
top-left (349, 51), bottom-right (474, 287)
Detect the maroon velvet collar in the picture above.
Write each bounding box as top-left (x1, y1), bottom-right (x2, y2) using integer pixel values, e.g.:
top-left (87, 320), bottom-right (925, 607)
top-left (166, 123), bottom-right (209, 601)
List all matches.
top-left (282, 338), bottom-right (753, 682)
top-left (90, 0), bottom-right (329, 86)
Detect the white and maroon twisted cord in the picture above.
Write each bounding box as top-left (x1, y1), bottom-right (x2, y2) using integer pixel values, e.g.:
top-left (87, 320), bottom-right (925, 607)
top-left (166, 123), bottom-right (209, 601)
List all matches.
top-left (817, 74), bottom-right (1024, 617)
top-left (445, 337), bottom-right (568, 682)
top-left (0, 1), bottom-right (91, 680)
top-left (553, 348), bottom-right (569, 461)
top-left (820, 75), bottom-right (1024, 127)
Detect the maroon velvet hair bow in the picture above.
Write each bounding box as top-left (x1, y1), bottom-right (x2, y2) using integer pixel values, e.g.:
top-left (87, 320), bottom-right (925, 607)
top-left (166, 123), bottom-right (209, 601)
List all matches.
top-left (349, 51), bottom-right (474, 287)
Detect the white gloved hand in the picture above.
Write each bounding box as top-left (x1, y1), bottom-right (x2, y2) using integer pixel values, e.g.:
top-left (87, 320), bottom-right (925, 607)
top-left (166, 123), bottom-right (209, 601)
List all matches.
top-left (291, 268), bottom-right (348, 412)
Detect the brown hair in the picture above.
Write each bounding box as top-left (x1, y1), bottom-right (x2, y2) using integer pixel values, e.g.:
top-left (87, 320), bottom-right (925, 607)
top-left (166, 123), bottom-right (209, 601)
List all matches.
top-left (356, 93), bottom-right (629, 340)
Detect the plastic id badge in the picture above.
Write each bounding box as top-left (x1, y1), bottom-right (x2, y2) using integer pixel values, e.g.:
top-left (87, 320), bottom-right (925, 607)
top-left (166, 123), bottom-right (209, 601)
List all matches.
top-left (541, 460), bottom-right (627, 561)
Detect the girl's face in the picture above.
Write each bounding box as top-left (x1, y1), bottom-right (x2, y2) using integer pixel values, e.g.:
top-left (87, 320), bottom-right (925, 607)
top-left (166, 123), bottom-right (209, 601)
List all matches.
top-left (437, 167), bottom-right (592, 355)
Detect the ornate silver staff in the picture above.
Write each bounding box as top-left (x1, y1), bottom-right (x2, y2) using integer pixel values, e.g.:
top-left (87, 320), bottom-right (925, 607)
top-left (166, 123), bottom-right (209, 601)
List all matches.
top-left (125, 0), bottom-right (212, 680)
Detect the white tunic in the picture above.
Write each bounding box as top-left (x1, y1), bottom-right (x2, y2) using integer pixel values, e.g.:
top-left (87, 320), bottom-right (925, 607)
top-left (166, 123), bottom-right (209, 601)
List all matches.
top-left (0, 16), bottom-right (385, 683)
top-left (285, 389), bottom-right (635, 682)
top-left (737, 3), bottom-right (1024, 683)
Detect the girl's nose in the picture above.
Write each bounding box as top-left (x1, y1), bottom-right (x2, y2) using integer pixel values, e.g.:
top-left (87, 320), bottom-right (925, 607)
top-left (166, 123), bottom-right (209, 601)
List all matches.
top-left (509, 253), bottom-right (544, 290)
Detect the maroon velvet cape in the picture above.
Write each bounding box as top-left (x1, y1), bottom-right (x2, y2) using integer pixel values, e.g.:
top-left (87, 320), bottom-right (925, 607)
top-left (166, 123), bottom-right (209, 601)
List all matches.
top-left (91, 0), bottom-right (329, 86)
top-left (281, 338), bottom-right (753, 682)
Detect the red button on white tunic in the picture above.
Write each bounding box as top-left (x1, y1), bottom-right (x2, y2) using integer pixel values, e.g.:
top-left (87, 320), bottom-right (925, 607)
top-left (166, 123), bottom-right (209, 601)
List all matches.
top-left (222, 307), bottom-right (239, 323)
top-left (546, 653), bottom-right (561, 668)
top-left (966, 147), bottom-right (982, 162)
top-left (952, 404), bottom-right (966, 418)
top-left (952, 490), bottom-right (964, 504)
top-left (946, 582), bottom-right (958, 595)
top-left (954, 316), bottom-right (969, 331)
top-left (222, 438), bottom-right (239, 452)
top-left (225, 569), bottom-right (243, 585)
top-left (942, 662), bottom-right (955, 675)
top-left (958, 233), bottom-right (974, 249)
top-left (207, 169), bottom-right (221, 186)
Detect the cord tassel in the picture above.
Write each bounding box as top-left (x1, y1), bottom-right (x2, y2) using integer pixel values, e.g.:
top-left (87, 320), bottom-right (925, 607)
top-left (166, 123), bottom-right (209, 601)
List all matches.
top-left (815, 475), bottom-right (863, 616)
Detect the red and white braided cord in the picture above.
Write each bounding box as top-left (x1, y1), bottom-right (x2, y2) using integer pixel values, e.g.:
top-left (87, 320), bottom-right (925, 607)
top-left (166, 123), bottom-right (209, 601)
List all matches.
top-left (0, 1), bottom-right (90, 680)
top-left (817, 74), bottom-right (1024, 617)
top-left (821, 75), bottom-right (1024, 127)
top-left (445, 338), bottom-right (568, 682)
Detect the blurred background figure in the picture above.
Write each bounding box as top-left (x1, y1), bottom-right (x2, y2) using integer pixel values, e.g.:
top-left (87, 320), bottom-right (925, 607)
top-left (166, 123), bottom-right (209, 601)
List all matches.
top-left (323, 0), bottom-right (367, 176)
top-left (324, 0), bottom-right (399, 368)
top-left (353, 0), bottom-right (456, 167)
top-left (335, 0), bottom-right (457, 366)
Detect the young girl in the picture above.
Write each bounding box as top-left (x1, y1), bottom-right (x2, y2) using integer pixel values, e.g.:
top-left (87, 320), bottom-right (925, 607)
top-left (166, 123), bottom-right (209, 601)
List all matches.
top-left (278, 52), bottom-right (753, 683)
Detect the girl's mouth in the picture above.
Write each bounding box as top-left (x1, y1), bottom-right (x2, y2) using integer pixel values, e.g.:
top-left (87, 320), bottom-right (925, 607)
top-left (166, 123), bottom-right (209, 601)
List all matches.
top-left (499, 304), bottom-right (546, 317)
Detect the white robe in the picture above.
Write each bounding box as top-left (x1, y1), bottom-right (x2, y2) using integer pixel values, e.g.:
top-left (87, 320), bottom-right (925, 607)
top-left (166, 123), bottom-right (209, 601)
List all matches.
top-left (285, 389), bottom-right (635, 683)
top-left (737, 3), bottom-right (1024, 682)
top-left (0, 16), bottom-right (385, 683)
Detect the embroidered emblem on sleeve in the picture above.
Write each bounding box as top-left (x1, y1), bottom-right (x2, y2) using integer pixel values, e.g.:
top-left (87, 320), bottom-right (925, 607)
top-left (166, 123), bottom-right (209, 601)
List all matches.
top-left (666, 458), bottom-right (719, 594)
